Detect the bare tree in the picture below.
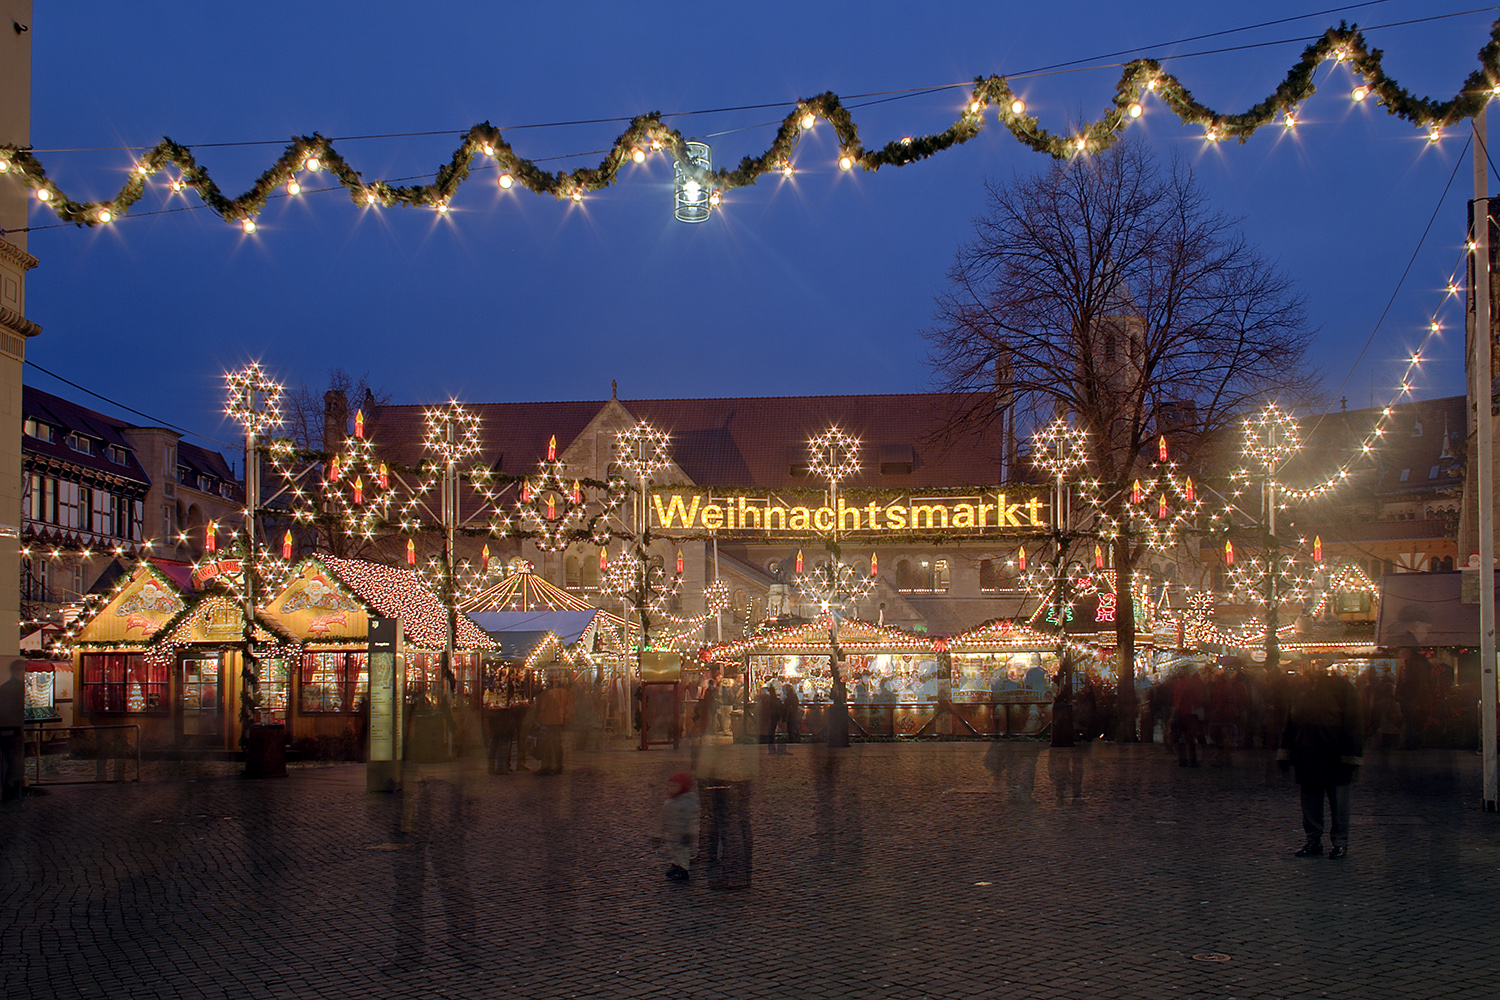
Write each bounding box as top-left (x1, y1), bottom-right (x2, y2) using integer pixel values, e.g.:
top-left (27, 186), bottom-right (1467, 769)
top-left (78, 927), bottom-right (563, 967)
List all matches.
top-left (924, 137), bottom-right (1317, 731)
top-left (281, 369), bottom-right (389, 451)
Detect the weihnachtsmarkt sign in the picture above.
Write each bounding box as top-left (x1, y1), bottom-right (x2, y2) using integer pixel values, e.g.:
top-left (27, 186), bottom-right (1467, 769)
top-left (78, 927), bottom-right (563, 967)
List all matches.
top-left (649, 487), bottom-right (1051, 539)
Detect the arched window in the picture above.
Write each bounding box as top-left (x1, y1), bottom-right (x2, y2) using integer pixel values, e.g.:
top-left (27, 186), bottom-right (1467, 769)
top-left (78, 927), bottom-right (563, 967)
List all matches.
top-left (896, 559), bottom-right (916, 592)
top-left (932, 559), bottom-right (950, 593)
top-left (979, 559), bottom-right (998, 592)
top-left (582, 553), bottom-right (599, 589)
top-left (564, 556), bottom-right (581, 589)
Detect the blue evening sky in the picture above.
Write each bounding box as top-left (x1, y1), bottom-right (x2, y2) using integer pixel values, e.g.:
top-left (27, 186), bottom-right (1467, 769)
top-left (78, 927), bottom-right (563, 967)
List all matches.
top-left (13, 1), bottom-right (1493, 456)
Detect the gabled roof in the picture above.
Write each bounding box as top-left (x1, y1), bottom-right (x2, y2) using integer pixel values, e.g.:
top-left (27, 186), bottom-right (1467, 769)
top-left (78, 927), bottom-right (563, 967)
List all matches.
top-left (369, 393), bottom-right (1005, 490)
top-left (319, 555), bottom-right (495, 650)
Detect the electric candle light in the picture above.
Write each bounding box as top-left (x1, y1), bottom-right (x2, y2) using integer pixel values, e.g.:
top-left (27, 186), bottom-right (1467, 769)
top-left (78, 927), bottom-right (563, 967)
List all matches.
top-left (631, 147), bottom-right (645, 163)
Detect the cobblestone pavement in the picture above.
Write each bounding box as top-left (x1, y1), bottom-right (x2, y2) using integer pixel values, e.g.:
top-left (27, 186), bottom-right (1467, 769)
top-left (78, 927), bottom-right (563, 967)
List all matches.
top-left (2, 738), bottom-right (1497, 1000)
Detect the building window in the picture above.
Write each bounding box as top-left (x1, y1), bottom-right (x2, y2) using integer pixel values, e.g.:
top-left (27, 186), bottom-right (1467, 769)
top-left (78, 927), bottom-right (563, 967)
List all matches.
top-left (564, 556), bottom-right (581, 589)
top-left (896, 559), bottom-right (949, 593)
top-left (980, 558), bottom-right (999, 592)
top-left (80, 653), bottom-right (168, 714)
top-left (66, 433), bottom-right (92, 455)
top-left (1398, 469), bottom-right (1410, 482)
top-left (299, 651), bottom-right (369, 713)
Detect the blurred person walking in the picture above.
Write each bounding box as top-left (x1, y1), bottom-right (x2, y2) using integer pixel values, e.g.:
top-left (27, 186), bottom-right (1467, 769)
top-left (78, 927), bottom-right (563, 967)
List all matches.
top-left (1278, 659), bottom-right (1362, 860)
top-left (0, 659), bottom-right (25, 803)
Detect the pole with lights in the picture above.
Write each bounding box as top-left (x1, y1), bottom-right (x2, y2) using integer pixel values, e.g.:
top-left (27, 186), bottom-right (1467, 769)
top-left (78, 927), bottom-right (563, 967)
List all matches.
top-left (805, 426), bottom-right (863, 748)
top-left (1029, 418), bottom-right (1091, 747)
top-left (224, 364), bottom-right (284, 747)
top-left (1240, 405), bottom-right (1303, 672)
top-left (610, 421), bottom-right (675, 663)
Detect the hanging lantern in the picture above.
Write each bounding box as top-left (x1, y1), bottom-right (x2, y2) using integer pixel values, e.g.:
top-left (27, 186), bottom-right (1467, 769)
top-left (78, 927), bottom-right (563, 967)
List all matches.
top-left (204, 523), bottom-right (216, 554)
top-left (1157, 494), bottom-right (1168, 519)
top-left (282, 530), bottom-right (293, 560)
top-left (1131, 479), bottom-right (1143, 505)
top-left (1313, 535), bottom-right (1323, 562)
top-left (547, 434), bottom-right (557, 461)
top-left (481, 543), bottom-right (490, 572)
top-left (1158, 435), bottom-right (1169, 463)
top-left (795, 549), bottom-right (803, 574)
top-left (571, 479), bottom-right (582, 504)
top-left (1094, 544), bottom-right (1104, 570)
top-left (871, 552), bottom-right (879, 577)
top-left (355, 410), bottom-right (365, 439)
top-left (673, 140), bottom-right (713, 223)
top-left (378, 462), bottom-right (389, 490)
top-left (1183, 476), bottom-right (1195, 502)
top-left (520, 480), bottom-right (531, 503)
top-left (406, 539), bottom-right (416, 565)
top-left (1225, 540), bottom-right (1234, 566)
top-left (1017, 546), bottom-right (1027, 572)
top-left (328, 455), bottom-right (340, 482)
top-left (352, 475), bottom-right (364, 504)
top-left (676, 549), bottom-right (684, 575)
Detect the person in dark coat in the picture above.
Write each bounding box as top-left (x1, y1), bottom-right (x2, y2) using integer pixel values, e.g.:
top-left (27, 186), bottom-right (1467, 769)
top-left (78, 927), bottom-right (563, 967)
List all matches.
top-left (782, 684), bottom-right (801, 744)
top-left (1278, 660), bottom-right (1362, 859)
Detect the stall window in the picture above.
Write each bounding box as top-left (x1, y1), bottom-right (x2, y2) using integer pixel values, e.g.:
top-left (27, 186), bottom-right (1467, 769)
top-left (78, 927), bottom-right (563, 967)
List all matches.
top-left (256, 658), bottom-right (290, 723)
top-left (300, 651), bottom-right (368, 713)
top-left (80, 652), bottom-right (168, 714)
top-left (404, 652), bottom-right (479, 705)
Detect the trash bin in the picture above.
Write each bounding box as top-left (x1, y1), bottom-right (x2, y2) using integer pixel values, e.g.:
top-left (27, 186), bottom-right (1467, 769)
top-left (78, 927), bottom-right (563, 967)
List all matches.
top-left (246, 723), bottom-right (287, 778)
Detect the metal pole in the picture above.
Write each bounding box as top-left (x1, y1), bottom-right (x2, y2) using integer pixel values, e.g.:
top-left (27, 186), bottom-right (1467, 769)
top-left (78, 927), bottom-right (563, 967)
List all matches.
top-left (1265, 426), bottom-right (1279, 673)
top-left (241, 401), bottom-right (259, 748)
top-left (443, 418), bottom-right (457, 705)
top-left (1473, 111), bottom-right (1497, 810)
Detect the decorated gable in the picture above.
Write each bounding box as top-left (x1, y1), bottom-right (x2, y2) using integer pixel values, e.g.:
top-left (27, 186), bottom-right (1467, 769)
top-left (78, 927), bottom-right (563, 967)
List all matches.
top-left (262, 562), bottom-right (368, 642)
top-left (70, 564), bottom-right (188, 646)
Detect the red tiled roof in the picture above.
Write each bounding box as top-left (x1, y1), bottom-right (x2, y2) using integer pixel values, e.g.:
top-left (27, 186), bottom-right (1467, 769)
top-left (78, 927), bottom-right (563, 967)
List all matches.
top-left (369, 393), bottom-right (1006, 489)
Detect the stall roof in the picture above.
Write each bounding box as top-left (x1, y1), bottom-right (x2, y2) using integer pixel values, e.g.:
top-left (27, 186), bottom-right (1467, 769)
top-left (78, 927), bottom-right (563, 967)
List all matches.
top-left (319, 556), bottom-right (496, 651)
top-left (470, 610), bottom-right (605, 646)
top-left (489, 629), bottom-right (560, 661)
top-left (1377, 570), bottom-right (1500, 647)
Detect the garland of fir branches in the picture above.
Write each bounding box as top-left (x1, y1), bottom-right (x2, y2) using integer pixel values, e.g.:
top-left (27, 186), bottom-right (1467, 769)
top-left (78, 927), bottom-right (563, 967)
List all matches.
top-left (4, 19), bottom-right (1499, 229)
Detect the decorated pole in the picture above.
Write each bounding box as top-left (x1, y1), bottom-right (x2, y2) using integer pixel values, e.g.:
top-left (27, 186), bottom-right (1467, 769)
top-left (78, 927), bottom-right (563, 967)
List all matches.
top-left (1474, 108), bottom-right (1498, 810)
top-left (224, 364), bottom-right (284, 754)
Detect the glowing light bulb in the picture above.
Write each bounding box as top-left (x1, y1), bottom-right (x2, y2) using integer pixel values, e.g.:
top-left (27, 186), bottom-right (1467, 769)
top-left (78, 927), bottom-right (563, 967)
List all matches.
top-left (435, 201), bottom-right (449, 214)
top-left (800, 111), bottom-right (816, 129)
top-left (498, 173), bottom-right (514, 190)
top-left (901, 136), bottom-right (912, 146)
top-left (286, 179), bottom-right (301, 196)
top-left (572, 189), bottom-right (583, 202)
top-left (1448, 282), bottom-right (1460, 295)
top-left (838, 154), bottom-right (854, 170)
top-left (242, 219), bottom-right (257, 234)
top-left (1010, 98), bottom-right (1026, 115)
top-left (1429, 321), bottom-right (1440, 333)
top-left (134, 162), bottom-right (149, 175)
top-left (304, 156), bottom-right (321, 171)
top-left (1204, 128), bottom-right (1220, 143)
top-left (170, 179), bottom-right (184, 193)
top-left (0, 159), bottom-right (9, 173)
top-left (1428, 126), bottom-right (1443, 143)
top-left (1352, 86), bottom-right (1369, 102)
top-left (630, 147), bottom-right (645, 164)
top-left (1127, 102), bottom-right (1143, 118)
top-left (96, 208), bottom-right (112, 223)
top-left (969, 100), bottom-right (982, 114)
top-left (708, 190), bottom-right (721, 207)
top-left (35, 188), bottom-right (51, 202)
top-left (481, 143), bottom-right (495, 156)
top-left (781, 163), bottom-right (794, 178)
top-left (1075, 136), bottom-right (1088, 152)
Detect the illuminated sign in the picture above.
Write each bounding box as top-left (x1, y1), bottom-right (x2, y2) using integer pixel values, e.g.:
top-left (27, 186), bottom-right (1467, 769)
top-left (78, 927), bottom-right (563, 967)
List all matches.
top-left (649, 488), bottom-right (1050, 538)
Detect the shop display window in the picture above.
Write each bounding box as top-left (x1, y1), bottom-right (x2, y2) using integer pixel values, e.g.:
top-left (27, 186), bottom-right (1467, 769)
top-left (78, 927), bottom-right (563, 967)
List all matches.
top-left (81, 653), bottom-right (168, 714)
top-left (256, 658), bottom-right (290, 723)
top-left (299, 651), bottom-right (368, 713)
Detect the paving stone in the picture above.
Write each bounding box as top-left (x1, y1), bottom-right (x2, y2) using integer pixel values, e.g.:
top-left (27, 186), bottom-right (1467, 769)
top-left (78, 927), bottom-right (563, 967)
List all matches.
top-left (0, 741), bottom-right (1496, 998)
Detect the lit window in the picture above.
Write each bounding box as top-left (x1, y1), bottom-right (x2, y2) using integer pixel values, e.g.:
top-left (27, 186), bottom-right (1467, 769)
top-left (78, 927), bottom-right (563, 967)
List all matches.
top-left (80, 653), bottom-right (168, 714)
top-left (299, 651), bottom-right (368, 713)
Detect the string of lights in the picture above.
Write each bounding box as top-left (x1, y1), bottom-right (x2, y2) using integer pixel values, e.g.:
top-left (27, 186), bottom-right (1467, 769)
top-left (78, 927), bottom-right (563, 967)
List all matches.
top-left (4, 18), bottom-right (1499, 230)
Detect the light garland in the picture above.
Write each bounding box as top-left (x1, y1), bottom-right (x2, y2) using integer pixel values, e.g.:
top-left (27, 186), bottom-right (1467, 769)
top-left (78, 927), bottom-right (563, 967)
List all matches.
top-left (8, 19), bottom-right (1500, 228)
top-left (224, 364), bottom-right (284, 437)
